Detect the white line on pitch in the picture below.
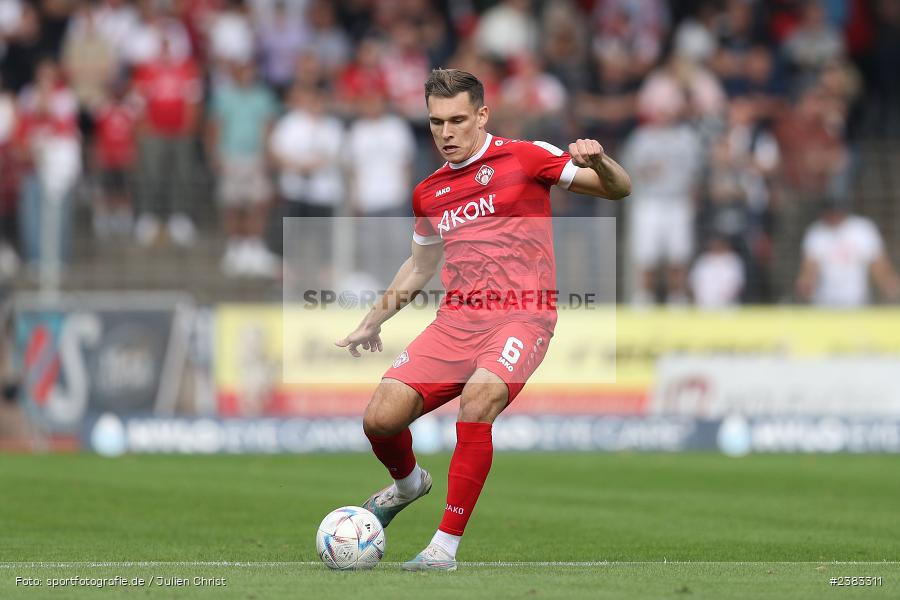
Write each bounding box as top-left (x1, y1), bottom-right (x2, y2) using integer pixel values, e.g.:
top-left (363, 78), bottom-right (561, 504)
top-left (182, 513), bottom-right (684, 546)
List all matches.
top-left (1, 561), bottom-right (898, 568)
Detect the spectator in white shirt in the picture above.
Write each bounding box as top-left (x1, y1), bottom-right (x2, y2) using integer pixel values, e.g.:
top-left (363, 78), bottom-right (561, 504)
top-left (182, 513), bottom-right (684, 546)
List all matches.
top-left (796, 200), bottom-right (900, 307)
top-left (269, 83), bottom-right (344, 287)
top-left (475, 0), bottom-right (539, 61)
top-left (621, 107), bottom-right (703, 305)
top-left (347, 91), bottom-right (414, 218)
top-left (207, 0), bottom-right (256, 69)
top-left (689, 236), bottom-right (745, 309)
top-left (123, 0), bottom-right (191, 67)
top-left (346, 90), bottom-right (415, 286)
top-left (269, 84), bottom-right (344, 218)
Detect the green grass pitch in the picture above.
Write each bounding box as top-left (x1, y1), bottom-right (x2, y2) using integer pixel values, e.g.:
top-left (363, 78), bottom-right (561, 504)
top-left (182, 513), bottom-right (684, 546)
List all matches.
top-left (1, 452), bottom-right (898, 598)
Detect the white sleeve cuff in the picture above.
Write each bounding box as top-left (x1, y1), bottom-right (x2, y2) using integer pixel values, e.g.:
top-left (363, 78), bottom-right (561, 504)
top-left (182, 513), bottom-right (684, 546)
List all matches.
top-left (413, 232), bottom-right (442, 245)
top-left (557, 160), bottom-right (579, 190)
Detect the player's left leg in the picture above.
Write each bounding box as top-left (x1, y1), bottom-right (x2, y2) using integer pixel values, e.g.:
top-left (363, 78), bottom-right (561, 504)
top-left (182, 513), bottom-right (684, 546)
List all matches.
top-left (402, 368), bottom-right (506, 572)
top-left (402, 321), bottom-right (552, 571)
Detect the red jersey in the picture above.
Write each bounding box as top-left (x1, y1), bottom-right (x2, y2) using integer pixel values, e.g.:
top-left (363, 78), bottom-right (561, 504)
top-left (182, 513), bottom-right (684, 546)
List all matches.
top-left (133, 59), bottom-right (202, 135)
top-left (13, 108), bottom-right (78, 170)
top-left (412, 134), bottom-right (578, 331)
top-left (95, 103), bottom-right (138, 168)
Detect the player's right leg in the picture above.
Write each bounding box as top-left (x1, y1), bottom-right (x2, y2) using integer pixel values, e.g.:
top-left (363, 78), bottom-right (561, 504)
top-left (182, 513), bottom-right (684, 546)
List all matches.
top-left (361, 379), bottom-right (433, 528)
top-left (366, 321), bottom-right (471, 527)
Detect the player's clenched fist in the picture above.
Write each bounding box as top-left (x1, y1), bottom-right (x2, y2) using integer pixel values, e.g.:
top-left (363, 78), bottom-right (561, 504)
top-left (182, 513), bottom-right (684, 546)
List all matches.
top-left (569, 138), bottom-right (606, 170)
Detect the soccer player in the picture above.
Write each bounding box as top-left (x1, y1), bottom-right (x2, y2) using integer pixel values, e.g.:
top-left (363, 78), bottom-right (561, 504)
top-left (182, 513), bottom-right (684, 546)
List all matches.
top-left (335, 69), bottom-right (630, 571)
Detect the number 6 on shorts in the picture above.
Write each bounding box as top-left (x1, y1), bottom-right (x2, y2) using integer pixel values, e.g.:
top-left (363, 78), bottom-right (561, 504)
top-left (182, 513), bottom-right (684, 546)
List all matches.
top-left (501, 337), bottom-right (524, 364)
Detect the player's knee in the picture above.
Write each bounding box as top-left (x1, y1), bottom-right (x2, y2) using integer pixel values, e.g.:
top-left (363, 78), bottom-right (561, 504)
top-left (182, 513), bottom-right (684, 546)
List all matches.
top-left (362, 401), bottom-right (400, 437)
top-left (362, 405), bottom-right (401, 437)
top-left (458, 388), bottom-right (507, 423)
top-left (363, 384), bottom-right (416, 437)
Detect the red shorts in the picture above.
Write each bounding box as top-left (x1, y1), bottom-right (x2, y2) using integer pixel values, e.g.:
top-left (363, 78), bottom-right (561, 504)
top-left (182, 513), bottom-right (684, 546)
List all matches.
top-left (383, 318), bottom-right (553, 414)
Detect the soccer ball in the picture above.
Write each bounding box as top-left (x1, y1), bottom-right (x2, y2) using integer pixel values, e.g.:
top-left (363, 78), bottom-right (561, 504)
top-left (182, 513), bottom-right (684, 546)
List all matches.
top-left (316, 506), bottom-right (385, 570)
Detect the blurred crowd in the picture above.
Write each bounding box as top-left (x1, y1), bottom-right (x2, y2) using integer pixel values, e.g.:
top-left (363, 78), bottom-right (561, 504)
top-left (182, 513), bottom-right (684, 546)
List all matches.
top-left (0, 0), bottom-right (899, 306)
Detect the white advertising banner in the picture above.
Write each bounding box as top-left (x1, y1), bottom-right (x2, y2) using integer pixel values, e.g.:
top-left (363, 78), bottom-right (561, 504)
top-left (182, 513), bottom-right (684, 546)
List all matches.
top-left (651, 356), bottom-right (900, 418)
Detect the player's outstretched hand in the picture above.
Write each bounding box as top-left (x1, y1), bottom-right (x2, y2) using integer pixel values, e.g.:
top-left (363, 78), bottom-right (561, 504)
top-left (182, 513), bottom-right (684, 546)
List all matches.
top-left (335, 323), bottom-right (383, 358)
top-left (569, 138), bottom-right (606, 170)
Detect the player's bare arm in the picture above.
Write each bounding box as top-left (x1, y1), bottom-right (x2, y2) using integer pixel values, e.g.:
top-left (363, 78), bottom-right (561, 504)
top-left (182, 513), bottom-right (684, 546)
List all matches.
top-left (335, 240), bottom-right (443, 357)
top-left (567, 138), bottom-right (632, 200)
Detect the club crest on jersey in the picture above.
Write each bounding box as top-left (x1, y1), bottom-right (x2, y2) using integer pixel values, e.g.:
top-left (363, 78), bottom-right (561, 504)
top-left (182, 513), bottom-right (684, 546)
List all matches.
top-left (475, 164), bottom-right (494, 185)
top-left (392, 351), bottom-right (410, 368)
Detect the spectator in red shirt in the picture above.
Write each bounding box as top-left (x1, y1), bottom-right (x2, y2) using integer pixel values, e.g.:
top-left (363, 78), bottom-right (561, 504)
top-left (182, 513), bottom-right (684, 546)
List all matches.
top-left (93, 79), bottom-right (138, 238)
top-left (132, 36), bottom-right (202, 247)
top-left (380, 20), bottom-right (429, 124)
top-left (335, 37), bottom-right (387, 116)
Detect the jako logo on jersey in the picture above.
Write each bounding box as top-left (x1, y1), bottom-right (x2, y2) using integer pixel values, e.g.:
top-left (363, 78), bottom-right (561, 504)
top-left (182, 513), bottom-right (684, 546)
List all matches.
top-left (475, 164), bottom-right (495, 185)
top-left (435, 186), bottom-right (451, 197)
top-left (446, 504), bottom-right (465, 515)
top-left (437, 194), bottom-right (495, 237)
top-left (392, 351), bottom-right (409, 368)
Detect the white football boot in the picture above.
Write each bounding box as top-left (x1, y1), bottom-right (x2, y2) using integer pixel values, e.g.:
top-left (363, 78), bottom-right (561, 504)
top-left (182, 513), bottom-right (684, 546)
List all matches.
top-left (361, 468), bottom-right (432, 528)
top-left (401, 543), bottom-right (458, 572)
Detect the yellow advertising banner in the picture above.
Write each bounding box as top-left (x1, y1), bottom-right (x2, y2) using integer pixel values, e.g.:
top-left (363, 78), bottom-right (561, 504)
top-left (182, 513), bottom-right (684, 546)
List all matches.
top-left (610, 307), bottom-right (900, 387)
top-left (215, 305), bottom-right (900, 414)
top-left (280, 305), bottom-right (618, 386)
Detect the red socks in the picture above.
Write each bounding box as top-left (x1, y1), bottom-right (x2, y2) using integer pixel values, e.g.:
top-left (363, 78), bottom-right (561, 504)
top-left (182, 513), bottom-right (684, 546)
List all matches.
top-left (366, 428), bottom-right (416, 479)
top-left (439, 422), bottom-right (493, 536)
top-left (367, 422), bottom-right (495, 537)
